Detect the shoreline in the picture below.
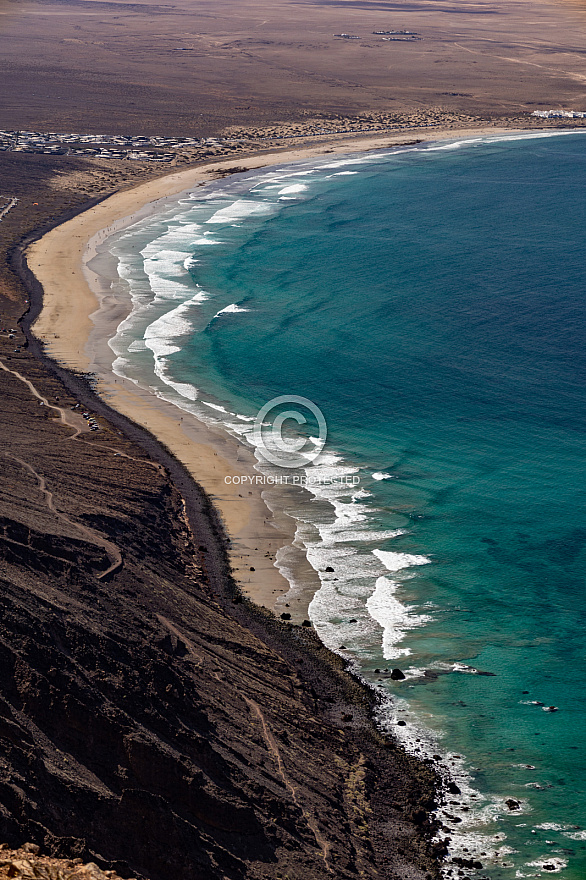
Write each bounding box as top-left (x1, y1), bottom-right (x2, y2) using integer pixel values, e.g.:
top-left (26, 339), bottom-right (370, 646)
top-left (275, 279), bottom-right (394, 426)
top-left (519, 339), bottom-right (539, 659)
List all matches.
top-left (20, 121), bottom-right (583, 877)
top-left (27, 123), bottom-right (541, 620)
top-left (4, 244), bottom-right (444, 878)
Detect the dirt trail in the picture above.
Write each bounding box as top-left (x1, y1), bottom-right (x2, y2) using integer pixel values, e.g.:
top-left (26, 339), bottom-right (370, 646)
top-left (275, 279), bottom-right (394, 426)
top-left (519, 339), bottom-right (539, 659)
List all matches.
top-left (0, 357), bottom-right (87, 438)
top-left (156, 613), bottom-right (204, 667)
top-left (2, 450), bottom-right (122, 579)
top-left (0, 361), bottom-right (168, 476)
top-left (0, 196), bottom-right (19, 222)
top-left (0, 357), bottom-right (124, 578)
top-left (244, 696), bottom-right (332, 872)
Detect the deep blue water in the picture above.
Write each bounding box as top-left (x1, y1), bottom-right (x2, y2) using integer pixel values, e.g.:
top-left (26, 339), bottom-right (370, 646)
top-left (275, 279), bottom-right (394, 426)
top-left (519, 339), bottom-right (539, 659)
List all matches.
top-left (104, 132), bottom-right (586, 878)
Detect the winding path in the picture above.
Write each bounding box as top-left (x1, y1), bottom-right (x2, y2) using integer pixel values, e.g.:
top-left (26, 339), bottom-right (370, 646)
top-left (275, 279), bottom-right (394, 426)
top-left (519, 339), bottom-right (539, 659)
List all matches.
top-left (0, 357), bottom-right (124, 578)
top-left (0, 197), bottom-right (18, 223)
top-left (1, 451), bottom-right (122, 579)
top-left (0, 357), bottom-right (86, 437)
top-left (245, 696), bottom-right (332, 872)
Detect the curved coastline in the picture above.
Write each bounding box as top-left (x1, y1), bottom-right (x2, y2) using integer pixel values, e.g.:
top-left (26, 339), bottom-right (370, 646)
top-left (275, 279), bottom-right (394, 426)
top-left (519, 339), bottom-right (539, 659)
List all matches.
top-left (19, 124), bottom-right (561, 877)
top-left (6, 128), bottom-right (486, 880)
top-left (27, 124), bottom-right (522, 619)
top-left (9, 246), bottom-right (444, 879)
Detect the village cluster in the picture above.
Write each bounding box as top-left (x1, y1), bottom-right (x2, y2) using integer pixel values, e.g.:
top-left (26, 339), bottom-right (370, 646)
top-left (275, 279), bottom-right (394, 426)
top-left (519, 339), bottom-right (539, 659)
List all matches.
top-left (0, 109), bottom-right (582, 169)
top-left (0, 130), bottom-right (233, 161)
top-left (531, 109), bottom-right (586, 118)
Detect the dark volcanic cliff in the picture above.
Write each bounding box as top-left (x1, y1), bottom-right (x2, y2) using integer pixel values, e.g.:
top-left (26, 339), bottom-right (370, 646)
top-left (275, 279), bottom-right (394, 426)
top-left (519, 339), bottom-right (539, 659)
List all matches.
top-left (0, 153), bottom-right (443, 880)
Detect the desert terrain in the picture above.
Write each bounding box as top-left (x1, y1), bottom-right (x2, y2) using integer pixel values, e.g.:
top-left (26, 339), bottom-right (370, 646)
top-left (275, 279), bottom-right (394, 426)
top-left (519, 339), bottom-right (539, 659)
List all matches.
top-left (0, 0), bottom-right (585, 138)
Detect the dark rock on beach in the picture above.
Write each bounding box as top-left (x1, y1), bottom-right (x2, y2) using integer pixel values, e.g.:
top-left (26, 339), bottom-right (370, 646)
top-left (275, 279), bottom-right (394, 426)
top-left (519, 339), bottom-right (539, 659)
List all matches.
top-left (390, 668), bottom-right (406, 680)
top-left (453, 855), bottom-right (483, 870)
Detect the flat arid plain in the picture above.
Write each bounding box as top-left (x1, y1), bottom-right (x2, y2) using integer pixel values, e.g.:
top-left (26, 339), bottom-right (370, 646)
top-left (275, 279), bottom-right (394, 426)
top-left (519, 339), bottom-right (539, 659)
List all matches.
top-left (0, 0), bottom-right (586, 135)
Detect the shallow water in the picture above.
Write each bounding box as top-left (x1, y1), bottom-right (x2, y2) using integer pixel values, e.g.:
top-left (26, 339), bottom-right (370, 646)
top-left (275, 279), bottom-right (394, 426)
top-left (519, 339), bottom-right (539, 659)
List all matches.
top-left (100, 131), bottom-right (586, 878)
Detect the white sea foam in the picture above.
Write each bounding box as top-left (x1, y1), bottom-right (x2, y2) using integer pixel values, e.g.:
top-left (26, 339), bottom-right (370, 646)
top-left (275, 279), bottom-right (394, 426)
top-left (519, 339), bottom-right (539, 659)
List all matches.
top-left (202, 401), bottom-right (228, 413)
top-left (206, 199), bottom-right (274, 224)
top-left (417, 129), bottom-right (586, 160)
top-left (320, 156), bottom-right (374, 170)
top-left (424, 137), bottom-right (484, 152)
top-left (484, 129), bottom-right (586, 144)
top-left (371, 690), bottom-right (516, 870)
top-left (156, 376), bottom-right (199, 402)
top-left (143, 247), bottom-right (192, 265)
top-left (111, 355), bottom-right (131, 377)
top-left (562, 830), bottom-right (586, 840)
top-left (452, 662), bottom-right (483, 674)
top-left (190, 290), bottom-right (210, 303)
top-left (296, 455), bottom-right (436, 669)
top-left (526, 856), bottom-right (567, 873)
top-left (138, 288), bottom-right (214, 401)
top-left (278, 183), bottom-right (308, 195)
top-left (142, 276), bottom-right (193, 302)
top-left (143, 297), bottom-right (199, 356)
top-left (366, 576), bottom-right (433, 659)
top-left (213, 303), bottom-right (250, 317)
top-left (300, 480), bottom-right (394, 620)
top-left (373, 548), bottom-right (431, 572)
top-left (372, 471), bottom-right (394, 480)
top-left (536, 823), bottom-right (572, 831)
top-left (127, 339), bottom-right (147, 352)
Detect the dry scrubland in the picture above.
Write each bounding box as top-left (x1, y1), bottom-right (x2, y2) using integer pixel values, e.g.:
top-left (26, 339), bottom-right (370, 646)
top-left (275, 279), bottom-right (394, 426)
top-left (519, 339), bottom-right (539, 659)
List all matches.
top-left (0, 0), bottom-right (585, 137)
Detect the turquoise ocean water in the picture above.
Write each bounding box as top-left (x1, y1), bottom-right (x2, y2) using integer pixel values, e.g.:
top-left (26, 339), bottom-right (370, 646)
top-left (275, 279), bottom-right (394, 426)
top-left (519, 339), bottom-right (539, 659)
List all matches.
top-left (102, 132), bottom-right (586, 878)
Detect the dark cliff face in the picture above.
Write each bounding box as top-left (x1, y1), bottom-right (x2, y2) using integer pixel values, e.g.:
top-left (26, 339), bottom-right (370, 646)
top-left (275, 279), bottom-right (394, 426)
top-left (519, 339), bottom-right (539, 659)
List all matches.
top-left (0, 154), bottom-right (442, 880)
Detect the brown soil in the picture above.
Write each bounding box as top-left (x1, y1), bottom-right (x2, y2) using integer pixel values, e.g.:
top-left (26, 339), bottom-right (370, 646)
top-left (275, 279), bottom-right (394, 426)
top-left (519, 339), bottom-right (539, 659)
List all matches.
top-left (0, 0), bottom-right (585, 136)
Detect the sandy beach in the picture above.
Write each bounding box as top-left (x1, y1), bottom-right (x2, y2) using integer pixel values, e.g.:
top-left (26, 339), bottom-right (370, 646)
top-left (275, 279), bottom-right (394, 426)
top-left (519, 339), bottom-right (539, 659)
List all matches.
top-left (28, 124), bottom-right (534, 619)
